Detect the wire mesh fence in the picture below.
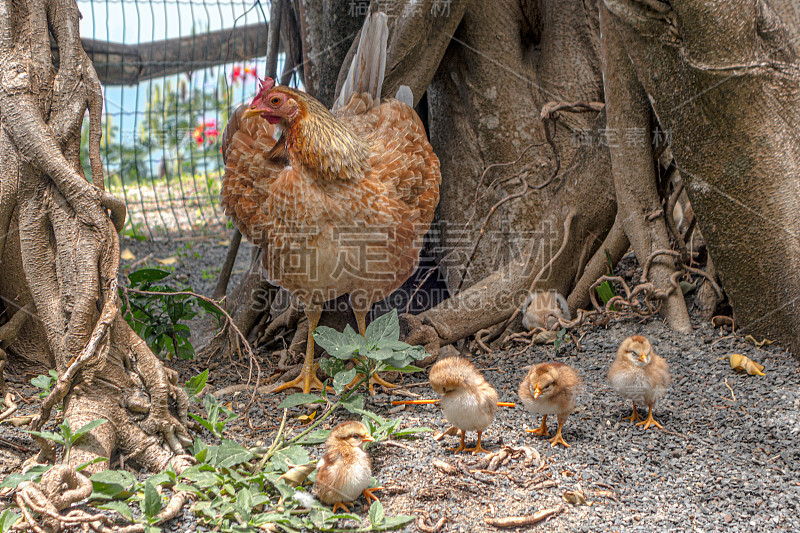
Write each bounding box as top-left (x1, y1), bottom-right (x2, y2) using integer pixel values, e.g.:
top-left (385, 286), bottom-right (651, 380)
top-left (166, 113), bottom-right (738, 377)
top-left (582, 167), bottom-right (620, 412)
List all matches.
top-left (78, 0), bottom-right (275, 240)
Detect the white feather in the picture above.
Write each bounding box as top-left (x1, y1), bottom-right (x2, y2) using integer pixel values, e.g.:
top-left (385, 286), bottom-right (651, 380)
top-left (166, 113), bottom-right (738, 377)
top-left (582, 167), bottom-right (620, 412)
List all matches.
top-left (333, 12), bottom-right (389, 111)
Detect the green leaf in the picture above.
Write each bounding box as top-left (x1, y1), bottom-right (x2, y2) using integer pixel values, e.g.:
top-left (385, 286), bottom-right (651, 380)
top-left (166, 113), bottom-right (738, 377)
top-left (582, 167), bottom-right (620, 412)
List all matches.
top-left (185, 369), bottom-right (209, 397)
top-left (128, 268), bottom-right (171, 285)
top-left (141, 481), bottom-right (162, 518)
top-left (0, 510), bottom-right (20, 533)
top-left (374, 339), bottom-right (412, 351)
top-left (367, 347), bottom-right (396, 361)
top-left (25, 430), bottom-right (64, 445)
top-left (197, 299), bottom-right (224, 317)
top-left (89, 470), bottom-right (138, 500)
top-left (393, 426), bottom-right (434, 438)
top-left (277, 393), bottom-right (325, 409)
top-left (595, 280), bottom-right (616, 310)
top-left (297, 429), bottom-right (330, 445)
top-left (313, 325), bottom-right (365, 359)
top-left (270, 446), bottom-right (310, 473)
top-left (554, 327), bottom-right (567, 352)
top-left (333, 368), bottom-right (357, 395)
top-left (96, 500), bottom-right (134, 522)
top-left (364, 309), bottom-right (399, 345)
top-left (380, 515), bottom-right (416, 529)
top-left (30, 374), bottom-right (54, 391)
top-left (0, 465), bottom-right (50, 488)
top-left (382, 364), bottom-right (424, 373)
top-left (210, 439), bottom-right (254, 468)
top-left (368, 499), bottom-right (385, 527)
top-left (318, 357), bottom-right (346, 378)
top-left (76, 457), bottom-right (108, 471)
top-left (340, 394), bottom-right (364, 413)
top-left (72, 419), bottom-right (107, 441)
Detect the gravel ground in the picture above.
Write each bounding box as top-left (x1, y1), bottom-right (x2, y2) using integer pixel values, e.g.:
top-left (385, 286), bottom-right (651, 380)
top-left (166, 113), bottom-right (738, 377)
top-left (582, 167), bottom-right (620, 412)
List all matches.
top-left (3, 236), bottom-right (799, 532)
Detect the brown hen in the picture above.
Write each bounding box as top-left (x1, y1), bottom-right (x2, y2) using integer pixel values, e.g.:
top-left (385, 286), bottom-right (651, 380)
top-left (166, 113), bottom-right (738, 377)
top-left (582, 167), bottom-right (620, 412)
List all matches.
top-left (220, 13), bottom-right (441, 394)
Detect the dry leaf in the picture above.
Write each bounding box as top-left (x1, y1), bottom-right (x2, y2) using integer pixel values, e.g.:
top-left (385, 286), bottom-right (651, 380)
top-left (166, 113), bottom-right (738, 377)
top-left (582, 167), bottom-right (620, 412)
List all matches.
top-left (432, 459), bottom-right (458, 475)
top-left (432, 426), bottom-right (460, 441)
top-left (744, 335), bottom-right (773, 348)
top-left (563, 489), bottom-right (587, 505)
top-left (120, 248), bottom-right (136, 261)
top-left (729, 353), bottom-right (766, 376)
top-left (219, 239), bottom-right (231, 246)
top-left (278, 464), bottom-right (315, 487)
top-left (532, 330), bottom-right (558, 344)
top-left (297, 411), bottom-right (317, 423)
top-left (156, 256), bottom-right (178, 265)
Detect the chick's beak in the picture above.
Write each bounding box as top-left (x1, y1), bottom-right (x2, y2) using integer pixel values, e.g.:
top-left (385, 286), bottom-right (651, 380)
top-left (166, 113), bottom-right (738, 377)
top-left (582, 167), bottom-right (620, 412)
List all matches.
top-left (638, 352), bottom-right (648, 363)
top-left (533, 386), bottom-right (541, 399)
top-left (362, 435), bottom-right (375, 443)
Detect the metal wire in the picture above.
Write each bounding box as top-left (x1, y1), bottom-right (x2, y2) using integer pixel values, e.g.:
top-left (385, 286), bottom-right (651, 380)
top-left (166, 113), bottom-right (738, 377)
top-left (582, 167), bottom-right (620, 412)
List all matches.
top-left (79, 0), bottom-right (269, 240)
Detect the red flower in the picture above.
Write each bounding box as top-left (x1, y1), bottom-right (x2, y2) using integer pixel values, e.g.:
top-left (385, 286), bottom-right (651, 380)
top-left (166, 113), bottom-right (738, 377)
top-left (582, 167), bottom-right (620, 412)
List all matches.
top-left (231, 65), bottom-right (243, 83)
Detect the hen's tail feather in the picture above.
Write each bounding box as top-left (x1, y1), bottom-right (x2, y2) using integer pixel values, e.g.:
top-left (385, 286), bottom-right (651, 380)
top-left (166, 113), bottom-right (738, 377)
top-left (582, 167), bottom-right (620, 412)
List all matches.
top-left (395, 85), bottom-right (413, 107)
top-left (333, 12), bottom-right (388, 110)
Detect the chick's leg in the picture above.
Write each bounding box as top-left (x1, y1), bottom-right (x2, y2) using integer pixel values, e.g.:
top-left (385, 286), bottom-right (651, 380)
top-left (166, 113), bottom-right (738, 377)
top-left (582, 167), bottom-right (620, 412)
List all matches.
top-left (272, 308), bottom-right (327, 394)
top-left (525, 415), bottom-right (549, 436)
top-left (636, 403), bottom-right (663, 430)
top-left (449, 429), bottom-right (467, 453)
top-left (465, 431), bottom-right (491, 454)
top-left (331, 502), bottom-right (350, 514)
top-left (362, 487), bottom-right (382, 504)
top-left (346, 309), bottom-right (397, 395)
top-left (549, 413), bottom-right (571, 448)
top-left (622, 402), bottom-right (642, 423)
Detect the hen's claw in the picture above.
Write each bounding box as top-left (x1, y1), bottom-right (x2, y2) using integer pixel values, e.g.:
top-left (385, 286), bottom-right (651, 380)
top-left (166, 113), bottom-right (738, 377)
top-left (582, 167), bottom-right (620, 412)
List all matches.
top-left (272, 363), bottom-right (327, 394)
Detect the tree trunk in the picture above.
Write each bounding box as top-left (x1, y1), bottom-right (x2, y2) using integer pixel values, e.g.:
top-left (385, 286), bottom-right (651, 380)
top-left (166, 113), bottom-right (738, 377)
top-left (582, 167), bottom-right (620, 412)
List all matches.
top-left (0, 0), bottom-right (189, 473)
top-left (602, 0), bottom-right (800, 352)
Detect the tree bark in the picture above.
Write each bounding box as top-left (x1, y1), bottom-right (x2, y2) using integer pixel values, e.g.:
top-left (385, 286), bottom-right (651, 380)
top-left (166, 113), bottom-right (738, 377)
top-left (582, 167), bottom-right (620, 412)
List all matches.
top-left (603, 0), bottom-right (800, 352)
top-left (0, 0), bottom-right (189, 473)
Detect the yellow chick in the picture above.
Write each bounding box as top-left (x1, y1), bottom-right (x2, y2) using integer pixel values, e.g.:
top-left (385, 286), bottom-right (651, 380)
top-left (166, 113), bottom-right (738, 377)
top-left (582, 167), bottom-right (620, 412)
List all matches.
top-left (608, 335), bottom-right (671, 430)
top-left (429, 356), bottom-right (498, 454)
top-left (518, 362), bottom-right (582, 447)
top-left (521, 290), bottom-right (571, 330)
top-left (314, 421), bottom-right (381, 513)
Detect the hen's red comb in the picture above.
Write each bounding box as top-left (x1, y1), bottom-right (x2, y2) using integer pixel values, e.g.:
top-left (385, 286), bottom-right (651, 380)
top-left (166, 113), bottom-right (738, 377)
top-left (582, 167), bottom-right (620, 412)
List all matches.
top-left (251, 77), bottom-right (276, 106)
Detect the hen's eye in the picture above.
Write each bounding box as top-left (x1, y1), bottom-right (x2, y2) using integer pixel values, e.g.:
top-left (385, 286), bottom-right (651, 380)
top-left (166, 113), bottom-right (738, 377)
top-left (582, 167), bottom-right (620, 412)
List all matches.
top-left (269, 96), bottom-right (281, 106)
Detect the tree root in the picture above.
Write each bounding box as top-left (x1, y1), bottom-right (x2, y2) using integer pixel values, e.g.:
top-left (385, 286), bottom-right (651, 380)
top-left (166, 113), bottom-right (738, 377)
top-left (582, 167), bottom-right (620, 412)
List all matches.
top-left (568, 214), bottom-right (629, 312)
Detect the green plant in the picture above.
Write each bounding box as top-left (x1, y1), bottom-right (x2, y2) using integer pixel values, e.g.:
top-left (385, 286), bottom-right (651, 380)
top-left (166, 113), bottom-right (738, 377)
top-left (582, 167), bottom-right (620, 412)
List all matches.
top-left (313, 309), bottom-right (426, 396)
top-left (121, 268), bottom-right (198, 360)
top-left (30, 369), bottom-right (58, 399)
top-left (190, 394), bottom-right (239, 439)
top-left (27, 419), bottom-right (107, 463)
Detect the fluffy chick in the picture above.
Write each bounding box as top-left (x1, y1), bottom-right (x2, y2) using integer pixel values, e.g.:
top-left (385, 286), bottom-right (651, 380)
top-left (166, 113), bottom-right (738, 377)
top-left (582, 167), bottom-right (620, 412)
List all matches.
top-left (608, 335), bottom-right (671, 430)
top-left (518, 362), bottom-right (582, 447)
top-left (522, 290), bottom-right (571, 330)
top-left (429, 356), bottom-right (498, 454)
top-left (314, 421), bottom-right (381, 513)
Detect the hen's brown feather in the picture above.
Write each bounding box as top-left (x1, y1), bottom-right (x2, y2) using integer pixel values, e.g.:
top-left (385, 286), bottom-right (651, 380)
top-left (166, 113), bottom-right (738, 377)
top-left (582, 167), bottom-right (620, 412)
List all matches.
top-left (221, 90), bottom-right (440, 311)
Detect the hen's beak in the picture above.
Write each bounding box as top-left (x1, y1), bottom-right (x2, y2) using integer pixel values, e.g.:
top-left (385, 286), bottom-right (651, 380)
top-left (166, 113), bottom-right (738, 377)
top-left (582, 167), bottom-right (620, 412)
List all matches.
top-left (533, 386), bottom-right (541, 399)
top-left (638, 352), bottom-right (648, 363)
top-left (241, 107), bottom-right (263, 120)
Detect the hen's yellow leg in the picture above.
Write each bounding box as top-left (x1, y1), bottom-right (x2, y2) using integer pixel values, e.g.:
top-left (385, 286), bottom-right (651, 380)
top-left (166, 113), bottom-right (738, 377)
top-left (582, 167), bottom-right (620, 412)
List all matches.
top-left (636, 404), bottom-right (663, 430)
top-left (622, 402), bottom-right (642, 423)
top-left (449, 429), bottom-right (467, 453)
top-left (526, 415), bottom-right (549, 436)
top-left (465, 431), bottom-right (491, 454)
top-left (272, 308), bottom-right (327, 394)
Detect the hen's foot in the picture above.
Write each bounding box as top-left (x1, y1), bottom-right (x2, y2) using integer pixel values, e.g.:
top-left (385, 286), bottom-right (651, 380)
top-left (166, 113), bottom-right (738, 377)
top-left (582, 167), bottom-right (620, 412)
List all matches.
top-left (272, 363), bottom-right (327, 394)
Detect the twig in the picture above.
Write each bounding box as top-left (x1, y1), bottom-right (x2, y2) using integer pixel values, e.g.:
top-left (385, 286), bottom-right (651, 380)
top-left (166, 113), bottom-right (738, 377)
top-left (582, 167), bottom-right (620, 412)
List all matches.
top-left (484, 505), bottom-right (565, 528)
top-left (724, 378), bottom-right (736, 402)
